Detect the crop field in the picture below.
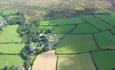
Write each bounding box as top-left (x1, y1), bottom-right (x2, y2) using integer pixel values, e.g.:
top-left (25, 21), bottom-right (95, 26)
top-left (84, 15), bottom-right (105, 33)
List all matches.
top-left (39, 14), bottom-right (115, 70)
top-left (0, 25), bottom-right (24, 68)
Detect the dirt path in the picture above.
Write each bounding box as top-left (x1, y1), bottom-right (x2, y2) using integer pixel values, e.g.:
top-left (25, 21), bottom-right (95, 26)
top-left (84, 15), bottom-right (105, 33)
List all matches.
top-left (32, 50), bottom-right (57, 70)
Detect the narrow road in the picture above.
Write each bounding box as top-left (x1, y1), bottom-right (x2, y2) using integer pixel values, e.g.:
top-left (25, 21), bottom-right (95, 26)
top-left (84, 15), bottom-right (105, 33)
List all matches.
top-left (32, 50), bottom-right (57, 70)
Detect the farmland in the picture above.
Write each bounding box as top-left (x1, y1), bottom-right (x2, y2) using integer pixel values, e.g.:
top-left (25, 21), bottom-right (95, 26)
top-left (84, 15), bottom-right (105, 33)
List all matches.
top-left (0, 25), bottom-right (24, 69)
top-left (38, 14), bottom-right (115, 70)
top-left (0, 7), bottom-right (115, 70)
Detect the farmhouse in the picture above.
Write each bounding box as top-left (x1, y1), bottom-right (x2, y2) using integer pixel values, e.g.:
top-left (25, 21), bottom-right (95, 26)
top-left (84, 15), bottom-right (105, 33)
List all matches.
top-left (0, 20), bottom-right (7, 29)
top-left (0, 20), bottom-right (7, 32)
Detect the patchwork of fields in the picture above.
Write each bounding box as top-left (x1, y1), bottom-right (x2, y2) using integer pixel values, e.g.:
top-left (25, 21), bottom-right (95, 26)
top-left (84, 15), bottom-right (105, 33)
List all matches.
top-left (39, 14), bottom-right (115, 70)
top-left (1, 14), bottom-right (115, 70)
top-left (0, 25), bottom-right (24, 69)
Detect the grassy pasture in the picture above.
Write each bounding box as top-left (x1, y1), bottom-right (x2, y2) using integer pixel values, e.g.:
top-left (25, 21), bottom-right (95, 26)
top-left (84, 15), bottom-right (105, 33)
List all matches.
top-left (0, 25), bottom-right (24, 68)
top-left (92, 50), bottom-right (115, 70)
top-left (53, 25), bottom-right (74, 34)
top-left (0, 44), bottom-right (24, 54)
top-left (0, 55), bottom-right (23, 69)
top-left (0, 25), bottom-right (21, 43)
top-left (81, 15), bottom-right (112, 31)
top-left (57, 53), bottom-right (96, 70)
top-left (39, 25), bottom-right (55, 31)
top-left (56, 34), bottom-right (98, 54)
top-left (95, 31), bottom-right (115, 49)
top-left (95, 15), bottom-right (115, 26)
top-left (72, 23), bottom-right (99, 34)
top-left (40, 17), bottom-right (85, 26)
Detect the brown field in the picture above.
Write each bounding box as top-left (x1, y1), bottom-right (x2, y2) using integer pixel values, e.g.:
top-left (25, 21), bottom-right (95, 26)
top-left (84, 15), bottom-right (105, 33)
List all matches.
top-left (32, 50), bottom-right (57, 70)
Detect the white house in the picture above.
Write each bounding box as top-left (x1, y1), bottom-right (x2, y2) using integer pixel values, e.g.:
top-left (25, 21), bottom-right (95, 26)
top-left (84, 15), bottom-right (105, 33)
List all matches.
top-left (0, 20), bottom-right (7, 32)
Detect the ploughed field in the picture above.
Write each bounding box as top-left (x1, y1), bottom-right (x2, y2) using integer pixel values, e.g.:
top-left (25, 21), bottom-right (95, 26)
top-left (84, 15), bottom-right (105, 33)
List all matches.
top-left (39, 14), bottom-right (115, 70)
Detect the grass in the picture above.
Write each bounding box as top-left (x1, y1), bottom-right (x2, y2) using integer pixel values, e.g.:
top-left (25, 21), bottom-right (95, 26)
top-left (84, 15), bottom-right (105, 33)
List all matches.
top-left (57, 53), bottom-right (96, 70)
top-left (0, 25), bottom-right (24, 68)
top-left (111, 29), bottom-right (115, 34)
top-left (56, 34), bottom-right (98, 54)
top-left (81, 15), bottom-right (112, 31)
top-left (0, 16), bottom-right (4, 20)
top-left (95, 31), bottom-right (115, 49)
top-left (72, 23), bottom-right (99, 33)
top-left (53, 25), bottom-right (74, 33)
top-left (38, 15), bottom-right (115, 70)
top-left (95, 15), bottom-right (115, 26)
top-left (0, 25), bottom-right (21, 43)
top-left (0, 14), bottom-right (115, 69)
top-left (0, 55), bottom-right (24, 69)
top-left (39, 25), bottom-right (55, 31)
top-left (92, 50), bottom-right (115, 70)
top-left (0, 44), bottom-right (24, 54)
top-left (40, 17), bottom-right (85, 25)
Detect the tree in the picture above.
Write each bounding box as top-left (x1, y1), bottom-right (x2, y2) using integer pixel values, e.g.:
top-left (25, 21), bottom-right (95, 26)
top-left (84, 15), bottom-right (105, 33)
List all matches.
top-left (2, 65), bottom-right (8, 70)
top-left (9, 65), bottom-right (17, 70)
top-left (17, 20), bottom-right (39, 43)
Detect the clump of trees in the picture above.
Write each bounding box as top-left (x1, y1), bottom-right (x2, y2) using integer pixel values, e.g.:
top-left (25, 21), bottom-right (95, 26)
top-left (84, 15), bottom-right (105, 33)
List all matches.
top-left (2, 65), bottom-right (21, 70)
top-left (0, 9), bottom-right (26, 33)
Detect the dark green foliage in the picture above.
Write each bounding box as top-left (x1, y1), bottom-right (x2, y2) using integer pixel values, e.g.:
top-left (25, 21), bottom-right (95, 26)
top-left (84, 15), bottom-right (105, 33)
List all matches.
top-left (1, 10), bottom-right (26, 25)
top-left (21, 46), bottom-right (29, 60)
top-left (34, 47), bottom-right (42, 55)
top-left (24, 58), bottom-right (30, 70)
top-left (7, 15), bottom-right (26, 25)
top-left (21, 44), bottom-right (31, 70)
top-left (17, 20), bottom-right (40, 42)
top-left (2, 65), bottom-right (8, 70)
top-left (9, 65), bottom-right (17, 70)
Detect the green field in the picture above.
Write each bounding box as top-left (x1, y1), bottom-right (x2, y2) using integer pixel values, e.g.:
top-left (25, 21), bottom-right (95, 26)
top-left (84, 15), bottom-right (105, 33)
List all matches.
top-left (81, 15), bottom-right (112, 31)
top-left (0, 44), bottom-right (24, 54)
top-left (0, 55), bottom-right (24, 69)
top-left (39, 15), bottom-right (115, 70)
top-left (95, 31), bottom-right (115, 49)
top-left (53, 25), bottom-right (74, 33)
top-left (92, 50), bottom-right (115, 70)
top-left (72, 24), bottom-right (99, 34)
top-left (95, 15), bottom-right (115, 26)
top-left (57, 53), bottom-right (96, 70)
top-left (1, 14), bottom-right (115, 69)
top-left (56, 34), bottom-right (98, 54)
top-left (0, 25), bottom-right (21, 43)
top-left (40, 17), bottom-right (85, 26)
top-left (0, 25), bottom-right (24, 68)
